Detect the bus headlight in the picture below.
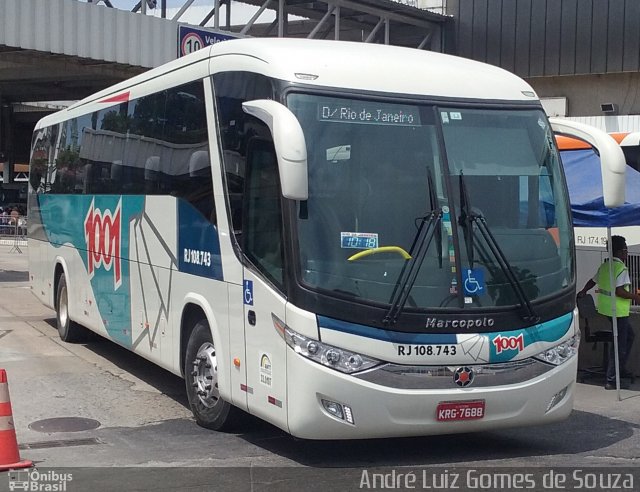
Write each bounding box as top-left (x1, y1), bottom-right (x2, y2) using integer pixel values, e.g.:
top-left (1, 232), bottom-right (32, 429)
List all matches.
top-left (272, 314), bottom-right (381, 374)
top-left (534, 332), bottom-right (580, 365)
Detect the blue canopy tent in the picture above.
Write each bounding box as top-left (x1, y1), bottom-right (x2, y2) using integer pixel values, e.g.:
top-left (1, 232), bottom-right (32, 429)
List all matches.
top-left (562, 148), bottom-right (640, 227)
top-left (561, 147), bottom-right (640, 397)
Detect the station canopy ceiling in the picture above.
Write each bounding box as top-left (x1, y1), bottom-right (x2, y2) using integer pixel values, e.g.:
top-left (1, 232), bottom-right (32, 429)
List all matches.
top-left (0, 0), bottom-right (448, 104)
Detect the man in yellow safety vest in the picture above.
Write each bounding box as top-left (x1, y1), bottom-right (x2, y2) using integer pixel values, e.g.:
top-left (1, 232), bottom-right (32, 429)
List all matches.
top-left (578, 235), bottom-right (638, 390)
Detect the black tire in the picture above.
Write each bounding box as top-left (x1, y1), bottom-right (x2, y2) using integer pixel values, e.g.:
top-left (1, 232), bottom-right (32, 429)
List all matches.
top-left (184, 319), bottom-right (241, 431)
top-left (55, 274), bottom-right (85, 343)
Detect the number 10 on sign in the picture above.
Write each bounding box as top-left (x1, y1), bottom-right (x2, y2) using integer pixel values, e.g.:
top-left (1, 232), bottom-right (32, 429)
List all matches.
top-left (181, 33), bottom-right (204, 56)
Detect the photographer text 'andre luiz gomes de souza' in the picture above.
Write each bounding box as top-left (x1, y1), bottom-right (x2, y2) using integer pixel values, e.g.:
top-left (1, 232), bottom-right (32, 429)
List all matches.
top-left (358, 468), bottom-right (635, 490)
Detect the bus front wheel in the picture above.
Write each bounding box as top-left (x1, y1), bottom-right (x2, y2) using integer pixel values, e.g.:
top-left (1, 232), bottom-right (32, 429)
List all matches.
top-left (184, 319), bottom-right (240, 431)
top-left (55, 274), bottom-right (85, 343)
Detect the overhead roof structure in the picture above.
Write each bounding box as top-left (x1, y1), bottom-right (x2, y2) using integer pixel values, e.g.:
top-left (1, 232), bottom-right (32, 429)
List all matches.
top-left (0, 0), bottom-right (449, 103)
top-left (167, 0), bottom-right (450, 50)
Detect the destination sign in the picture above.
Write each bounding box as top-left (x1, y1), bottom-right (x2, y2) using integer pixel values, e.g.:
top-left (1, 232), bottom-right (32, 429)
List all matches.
top-left (318, 102), bottom-right (421, 126)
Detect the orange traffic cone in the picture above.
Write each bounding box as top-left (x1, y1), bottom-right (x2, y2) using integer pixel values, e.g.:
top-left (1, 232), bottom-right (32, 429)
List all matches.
top-left (0, 369), bottom-right (32, 471)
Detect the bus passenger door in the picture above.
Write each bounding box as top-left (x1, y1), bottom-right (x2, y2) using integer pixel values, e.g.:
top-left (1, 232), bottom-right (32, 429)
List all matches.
top-left (242, 271), bottom-right (287, 430)
top-left (241, 138), bottom-right (289, 430)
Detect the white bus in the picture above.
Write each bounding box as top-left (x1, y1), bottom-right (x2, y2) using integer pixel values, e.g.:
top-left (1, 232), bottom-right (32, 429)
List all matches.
top-left (556, 133), bottom-right (640, 294)
top-left (28, 38), bottom-right (625, 439)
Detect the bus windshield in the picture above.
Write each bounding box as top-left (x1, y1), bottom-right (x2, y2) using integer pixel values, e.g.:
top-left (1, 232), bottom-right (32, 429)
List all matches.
top-left (287, 93), bottom-right (573, 312)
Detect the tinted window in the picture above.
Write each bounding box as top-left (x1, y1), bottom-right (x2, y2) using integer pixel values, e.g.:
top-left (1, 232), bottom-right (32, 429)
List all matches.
top-left (212, 72), bottom-right (274, 237)
top-left (35, 81), bottom-right (216, 223)
top-left (243, 139), bottom-right (283, 286)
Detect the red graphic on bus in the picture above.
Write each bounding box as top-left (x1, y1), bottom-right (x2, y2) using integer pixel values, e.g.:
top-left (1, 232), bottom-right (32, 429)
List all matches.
top-left (492, 333), bottom-right (525, 354)
top-left (84, 198), bottom-right (122, 290)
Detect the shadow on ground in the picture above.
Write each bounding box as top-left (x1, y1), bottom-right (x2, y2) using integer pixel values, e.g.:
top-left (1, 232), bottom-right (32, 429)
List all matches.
top-left (235, 409), bottom-right (637, 466)
top-left (87, 407), bottom-right (636, 469)
top-left (38, 320), bottom-right (638, 468)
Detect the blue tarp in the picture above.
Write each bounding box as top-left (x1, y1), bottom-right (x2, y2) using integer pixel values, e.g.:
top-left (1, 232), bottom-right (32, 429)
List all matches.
top-left (561, 149), bottom-right (640, 227)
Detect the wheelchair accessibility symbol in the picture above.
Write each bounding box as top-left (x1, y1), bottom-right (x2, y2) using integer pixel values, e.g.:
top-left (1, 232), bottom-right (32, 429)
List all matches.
top-left (463, 268), bottom-right (485, 296)
top-left (244, 280), bottom-right (254, 305)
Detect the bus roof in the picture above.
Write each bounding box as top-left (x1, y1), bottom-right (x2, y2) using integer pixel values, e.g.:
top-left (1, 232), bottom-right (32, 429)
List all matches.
top-left (39, 38), bottom-right (539, 129)
top-left (208, 38), bottom-right (537, 101)
top-left (556, 131), bottom-right (640, 150)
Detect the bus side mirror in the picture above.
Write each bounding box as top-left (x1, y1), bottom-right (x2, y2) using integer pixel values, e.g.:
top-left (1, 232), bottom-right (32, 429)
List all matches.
top-left (550, 117), bottom-right (626, 208)
top-left (242, 99), bottom-right (308, 200)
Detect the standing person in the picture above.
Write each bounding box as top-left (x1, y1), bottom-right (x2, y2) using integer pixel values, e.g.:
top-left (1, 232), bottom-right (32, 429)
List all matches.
top-left (9, 207), bottom-right (19, 225)
top-left (578, 235), bottom-right (639, 389)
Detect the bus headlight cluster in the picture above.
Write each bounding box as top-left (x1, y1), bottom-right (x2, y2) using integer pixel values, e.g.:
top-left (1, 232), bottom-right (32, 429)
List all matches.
top-left (534, 332), bottom-right (580, 365)
top-left (288, 329), bottom-right (380, 373)
top-left (272, 314), bottom-right (380, 374)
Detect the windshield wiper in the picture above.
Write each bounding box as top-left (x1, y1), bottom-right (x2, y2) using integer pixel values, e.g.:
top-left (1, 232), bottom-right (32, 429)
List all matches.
top-left (458, 173), bottom-right (475, 268)
top-left (458, 174), bottom-right (540, 324)
top-left (383, 170), bottom-right (442, 327)
top-left (428, 170), bottom-right (443, 268)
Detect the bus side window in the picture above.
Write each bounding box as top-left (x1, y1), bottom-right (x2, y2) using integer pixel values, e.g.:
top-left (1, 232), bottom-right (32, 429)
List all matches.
top-left (185, 150), bottom-right (216, 224)
top-left (243, 138), bottom-right (284, 287)
top-left (212, 71), bottom-right (274, 242)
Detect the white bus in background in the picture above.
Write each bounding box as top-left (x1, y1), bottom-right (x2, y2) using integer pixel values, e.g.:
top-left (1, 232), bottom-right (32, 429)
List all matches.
top-left (28, 38), bottom-right (625, 439)
top-left (557, 132), bottom-right (640, 300)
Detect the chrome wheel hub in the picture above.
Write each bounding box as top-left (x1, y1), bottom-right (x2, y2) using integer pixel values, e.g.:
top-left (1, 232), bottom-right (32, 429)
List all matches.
top-left (59, 285), bottom-right (68, 328)
top-left (191, 342), bottom-right (219, 408)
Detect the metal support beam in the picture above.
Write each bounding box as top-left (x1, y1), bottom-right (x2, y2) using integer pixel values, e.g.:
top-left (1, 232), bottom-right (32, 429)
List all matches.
top-left (417, 32), bottom-right (433, 50)
top-left (278, 0), bottom-right (286, 37)
top-left (215, 0), bottom-right (221, 29)
top-left (329, 0), bottom-right (437, 29)
top-left (264, 19), bottom-right (279, 36)
top-left (364, 18), bottom-right (384, 43)
top-left (198, 0), bottom-right (230, 29)
top-left (201, 7), bottom-right (215, 27)
top-left (384, 18), bottom-right (389, 44)
top-left (0, 101), bottom-right (14, 185)
top-left (0, 92), bottom-right (3, 182)
top-left (173, 0), bottom-right (197, 22)
top-left (199, 0), bottom-right (231, 29)
top-left (307, 6), bottom-right (336, 39)
top-left (126, 0), bottom-right (443, 50)
top-left (240, 0), bottom-right (274, 36)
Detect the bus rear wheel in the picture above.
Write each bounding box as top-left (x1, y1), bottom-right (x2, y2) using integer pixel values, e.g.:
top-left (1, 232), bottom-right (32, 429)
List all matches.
top-left (55, 274), bottom-right (85, 343)
top-left (184, 319), bottom-right (240, 431)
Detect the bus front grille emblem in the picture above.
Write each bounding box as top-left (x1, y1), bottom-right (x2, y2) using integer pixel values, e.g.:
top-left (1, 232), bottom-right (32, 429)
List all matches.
top-left (453, 366), bottom-right (475, 387)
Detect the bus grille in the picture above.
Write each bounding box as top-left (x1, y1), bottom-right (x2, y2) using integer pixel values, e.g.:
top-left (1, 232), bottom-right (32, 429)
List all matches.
top-left (354, 358), bottom-right (556, 389)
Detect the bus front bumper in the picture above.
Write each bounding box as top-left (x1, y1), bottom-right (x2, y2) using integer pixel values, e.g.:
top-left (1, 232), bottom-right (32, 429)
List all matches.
top-left (285, 353), bottom-right (577, 440)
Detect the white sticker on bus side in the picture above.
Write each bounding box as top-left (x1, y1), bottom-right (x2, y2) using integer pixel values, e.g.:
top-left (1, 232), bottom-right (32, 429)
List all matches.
top-left (259, 352), bottom-right (273, 387)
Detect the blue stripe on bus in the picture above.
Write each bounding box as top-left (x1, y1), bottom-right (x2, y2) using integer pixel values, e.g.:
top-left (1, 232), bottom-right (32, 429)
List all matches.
top-left (317, 316), bottom-right (458, 344)
top-left (318, 312), bottom-right (573, 362)
top-left (488, 312), bottom-right (573, 363)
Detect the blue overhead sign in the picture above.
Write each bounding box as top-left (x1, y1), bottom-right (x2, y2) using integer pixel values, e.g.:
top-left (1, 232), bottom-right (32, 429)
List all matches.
top-left (178, 25), bottom-right (237, 57)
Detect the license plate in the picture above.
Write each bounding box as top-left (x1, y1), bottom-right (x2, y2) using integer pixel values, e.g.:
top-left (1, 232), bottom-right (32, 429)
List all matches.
top-left (436, 400), bottom-right (485, 422)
